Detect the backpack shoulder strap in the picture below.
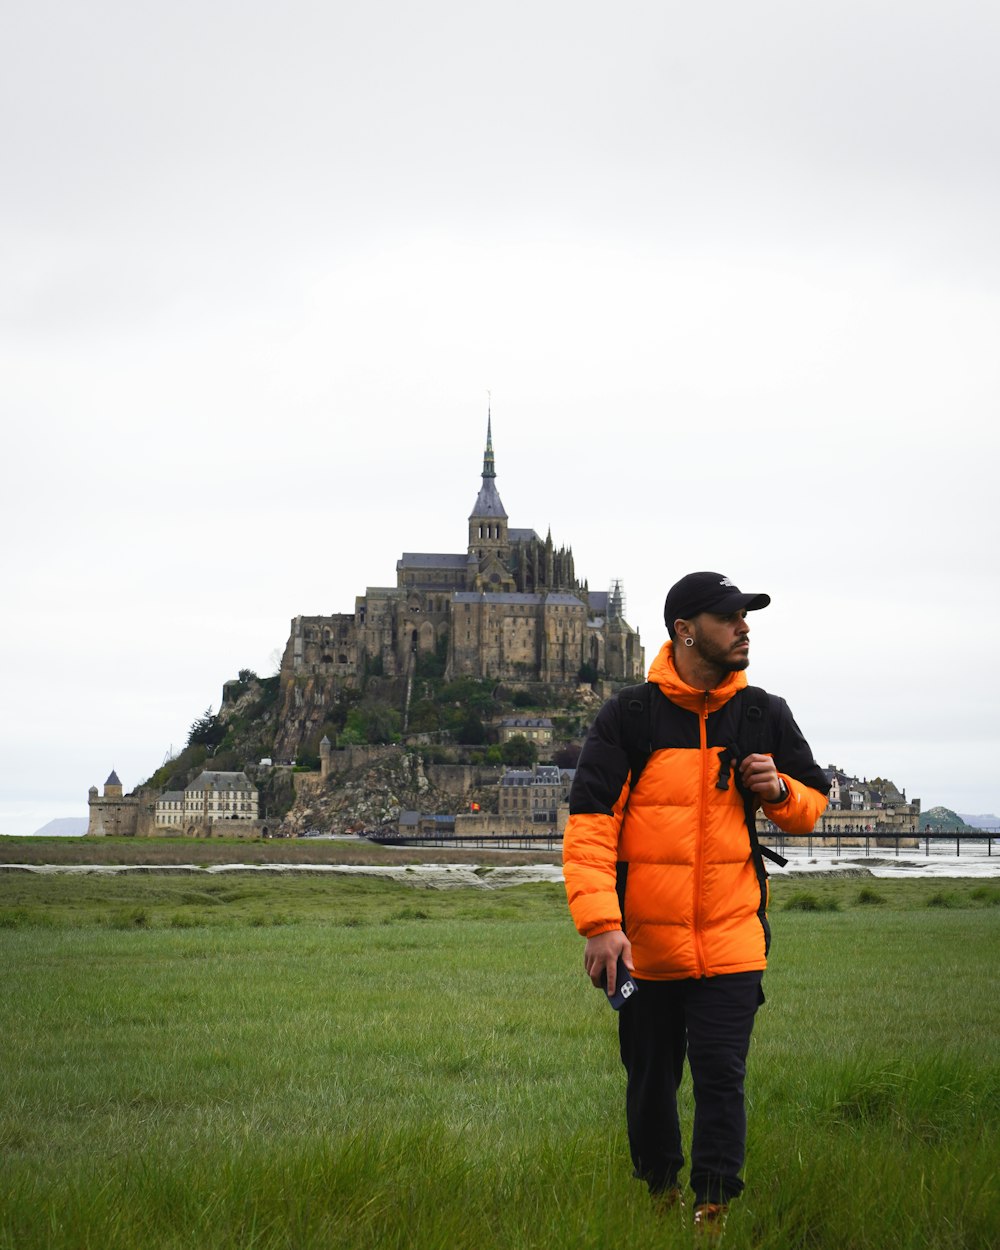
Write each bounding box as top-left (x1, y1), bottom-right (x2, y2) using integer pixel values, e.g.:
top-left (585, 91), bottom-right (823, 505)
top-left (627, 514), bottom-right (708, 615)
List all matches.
top-left (741, 685), bottom-right (771, 755)
top-left (737, 685), bottom-right (788, 869)
top-left (716, 685), bottom-right (771, 793)
top-left (616, 682), bottom-right (654, 790)
top-left (614, 682), bottom-right (654, 928)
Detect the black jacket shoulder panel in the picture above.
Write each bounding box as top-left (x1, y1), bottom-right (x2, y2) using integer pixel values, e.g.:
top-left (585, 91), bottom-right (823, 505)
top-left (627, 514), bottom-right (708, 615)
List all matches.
top-left (568, 696), bottom-right (631, 816)
top-left (769, 695), bottom-right (831, 796)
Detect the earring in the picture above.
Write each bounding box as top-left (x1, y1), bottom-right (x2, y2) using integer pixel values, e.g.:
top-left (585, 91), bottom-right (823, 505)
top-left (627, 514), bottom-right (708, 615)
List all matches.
top-left (684, 637), bottom-right (694, 647)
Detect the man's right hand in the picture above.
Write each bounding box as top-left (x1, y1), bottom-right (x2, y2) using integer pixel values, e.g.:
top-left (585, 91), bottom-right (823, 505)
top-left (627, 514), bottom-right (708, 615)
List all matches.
top-left (583, 930), bottom-right (634, 994)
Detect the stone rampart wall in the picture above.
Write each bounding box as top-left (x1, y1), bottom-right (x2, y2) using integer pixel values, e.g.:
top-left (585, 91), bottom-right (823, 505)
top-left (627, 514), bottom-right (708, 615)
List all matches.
top-left (425, 763), bottom-right (504, 796)
top-left (143, 818), bottom-right (270, 839)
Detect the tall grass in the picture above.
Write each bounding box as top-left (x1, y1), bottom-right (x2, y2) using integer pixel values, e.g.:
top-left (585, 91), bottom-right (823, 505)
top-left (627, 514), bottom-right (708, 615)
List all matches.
top-left (0, 875), bottom-right (997, 1248)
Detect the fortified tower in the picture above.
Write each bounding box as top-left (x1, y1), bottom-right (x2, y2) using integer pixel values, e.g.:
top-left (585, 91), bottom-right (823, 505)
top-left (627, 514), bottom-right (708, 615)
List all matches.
top-left (87, 769), bottom-right (140, 837)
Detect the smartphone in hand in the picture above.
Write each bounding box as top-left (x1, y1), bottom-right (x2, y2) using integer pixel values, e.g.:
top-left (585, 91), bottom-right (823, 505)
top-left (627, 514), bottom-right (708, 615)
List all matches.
top-left (600, 955), bottom-right (639, 1010)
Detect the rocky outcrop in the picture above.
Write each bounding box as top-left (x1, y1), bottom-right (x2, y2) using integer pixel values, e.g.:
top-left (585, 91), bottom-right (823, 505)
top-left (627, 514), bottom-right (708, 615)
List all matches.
top-left (280, 750), bottom-right (440, 836)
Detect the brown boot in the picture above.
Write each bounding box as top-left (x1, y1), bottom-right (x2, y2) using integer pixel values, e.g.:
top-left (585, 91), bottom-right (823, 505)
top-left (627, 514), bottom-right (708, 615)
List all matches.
top-left (650, 1186), bottom-right (685, 1215)
top-left (692, 1202), bottom-right (728, 1240)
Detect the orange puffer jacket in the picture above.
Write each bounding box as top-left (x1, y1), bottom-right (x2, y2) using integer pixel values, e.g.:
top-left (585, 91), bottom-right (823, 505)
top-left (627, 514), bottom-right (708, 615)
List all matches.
top-left (563, 642), bottom-right (829, 980)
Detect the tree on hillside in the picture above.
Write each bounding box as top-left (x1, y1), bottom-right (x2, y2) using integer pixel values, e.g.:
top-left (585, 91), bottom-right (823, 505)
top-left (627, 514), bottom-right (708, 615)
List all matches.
top-left (501, 735), bottom-right (537, 766)
top-left (553, 743), bottom-right (582, 769)
top-left (415, 633), bottom-right (449, 680)
top-left (188, 707), bottom-right (225, 749)
top-left (459, 713), bottom-right (486, 745)
top-left (342, 701), bottom-right (402, 745)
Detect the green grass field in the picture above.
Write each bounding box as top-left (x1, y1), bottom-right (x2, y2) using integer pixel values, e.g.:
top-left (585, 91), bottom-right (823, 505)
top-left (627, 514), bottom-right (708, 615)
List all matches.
top-left (1, 869), bottom-right (997, 1249)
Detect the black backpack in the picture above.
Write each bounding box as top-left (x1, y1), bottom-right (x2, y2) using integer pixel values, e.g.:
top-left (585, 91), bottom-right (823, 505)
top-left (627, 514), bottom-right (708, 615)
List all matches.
top-left (616, 681), bottom-right (788, 869)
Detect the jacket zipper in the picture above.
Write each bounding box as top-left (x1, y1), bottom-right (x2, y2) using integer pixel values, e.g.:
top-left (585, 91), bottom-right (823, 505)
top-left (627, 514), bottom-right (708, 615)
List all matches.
top-left (693, 691), bottom-right (710, 976)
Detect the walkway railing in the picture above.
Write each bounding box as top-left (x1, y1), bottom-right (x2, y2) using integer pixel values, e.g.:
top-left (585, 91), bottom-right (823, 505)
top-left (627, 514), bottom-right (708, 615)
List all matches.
top-left (370, 830), bottom-right (997, 858)
top-left (766, 831), bottom-right (996, 859)
top-left (368, 831), bottom-right (563, 852)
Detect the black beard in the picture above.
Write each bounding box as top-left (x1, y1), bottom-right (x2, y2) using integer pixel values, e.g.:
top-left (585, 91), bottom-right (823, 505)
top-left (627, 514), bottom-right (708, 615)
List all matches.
top-left (693, 638), bottom-right (749, 674)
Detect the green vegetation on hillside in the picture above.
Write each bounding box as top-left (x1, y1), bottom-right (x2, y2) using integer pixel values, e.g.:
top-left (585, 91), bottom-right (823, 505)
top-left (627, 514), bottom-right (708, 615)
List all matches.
top-left (143, 671), bottom-right (282, 793)
top-left (297, 672), bottom-right (592, 769)
top-left (122, 658), bottom-right (603, 835)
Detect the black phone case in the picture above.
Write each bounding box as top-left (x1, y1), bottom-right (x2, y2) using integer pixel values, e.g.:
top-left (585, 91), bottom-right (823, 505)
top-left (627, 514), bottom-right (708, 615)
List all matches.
top-left (601, 955), bottom-right (639, 1010)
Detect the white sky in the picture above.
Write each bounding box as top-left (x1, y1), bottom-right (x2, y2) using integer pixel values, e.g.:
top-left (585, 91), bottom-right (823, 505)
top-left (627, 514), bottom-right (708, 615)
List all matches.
top-left (3, 0), bottom-right (998, 835)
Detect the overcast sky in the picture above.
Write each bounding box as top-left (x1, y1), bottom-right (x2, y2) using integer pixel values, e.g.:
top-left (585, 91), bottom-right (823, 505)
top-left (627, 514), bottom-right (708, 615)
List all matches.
top-left (3, 1), bottom-right (998, 835)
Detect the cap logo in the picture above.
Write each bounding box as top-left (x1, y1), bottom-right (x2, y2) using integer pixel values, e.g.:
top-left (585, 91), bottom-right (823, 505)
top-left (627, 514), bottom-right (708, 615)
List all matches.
top-left (719, 577), bottom-right (736, 587)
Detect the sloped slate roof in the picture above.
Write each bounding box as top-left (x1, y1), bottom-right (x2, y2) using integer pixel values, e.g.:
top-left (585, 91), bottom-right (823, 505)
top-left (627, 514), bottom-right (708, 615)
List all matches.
top-left (398, 553), bottom-right (469, 569)
top-left (500, 770), bottom-right (535, 786)
top-left (500, 764), bottom-right (564, 786)
top-left (186, 771), bottom-right (255, 793)
top-left (469, 475), bottom-right (507, 519)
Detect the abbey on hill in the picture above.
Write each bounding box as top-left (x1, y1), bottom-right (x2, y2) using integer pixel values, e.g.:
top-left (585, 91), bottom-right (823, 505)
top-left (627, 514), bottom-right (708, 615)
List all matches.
top-left (83, 417), bottom-right (936, 842)
top-left (272, 417), bottom-right (644, 759)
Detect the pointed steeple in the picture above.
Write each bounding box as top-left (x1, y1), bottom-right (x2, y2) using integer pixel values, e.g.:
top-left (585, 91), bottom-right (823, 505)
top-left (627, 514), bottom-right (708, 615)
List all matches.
top-left (482, 407), bottom-right (496, 480)
top-left (469, 409), bottom-right (507, 522)
top-left (468, 407), bottom-right (511, 583)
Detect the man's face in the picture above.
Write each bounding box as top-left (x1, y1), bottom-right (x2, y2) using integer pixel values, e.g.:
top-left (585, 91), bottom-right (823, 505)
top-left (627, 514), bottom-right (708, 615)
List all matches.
top-left (688, 609), bottom-right (751, 672)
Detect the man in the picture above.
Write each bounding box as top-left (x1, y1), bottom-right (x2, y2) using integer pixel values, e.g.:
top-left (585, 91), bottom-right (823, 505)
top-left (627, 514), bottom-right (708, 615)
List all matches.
top-left (563, 572), bottom-right (829, 1236)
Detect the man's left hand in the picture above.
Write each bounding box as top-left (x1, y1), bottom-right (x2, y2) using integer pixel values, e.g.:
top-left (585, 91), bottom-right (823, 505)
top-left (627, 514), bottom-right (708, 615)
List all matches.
top-left (740, 753), bottom-right (785, 804)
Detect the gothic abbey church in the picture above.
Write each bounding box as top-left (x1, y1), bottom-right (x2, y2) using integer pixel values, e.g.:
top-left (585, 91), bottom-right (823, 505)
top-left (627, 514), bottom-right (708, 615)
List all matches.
top-left (275, 420), bottom-right (644, 752)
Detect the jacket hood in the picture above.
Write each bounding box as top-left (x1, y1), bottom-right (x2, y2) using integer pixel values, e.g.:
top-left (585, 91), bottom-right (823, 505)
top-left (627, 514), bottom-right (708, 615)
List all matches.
top-left (647, 640), bottom-right (748, 714)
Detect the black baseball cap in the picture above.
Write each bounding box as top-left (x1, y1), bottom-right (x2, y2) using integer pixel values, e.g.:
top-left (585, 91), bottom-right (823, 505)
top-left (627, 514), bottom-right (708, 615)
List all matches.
top-left (664, 572), bottom-right (771, 638)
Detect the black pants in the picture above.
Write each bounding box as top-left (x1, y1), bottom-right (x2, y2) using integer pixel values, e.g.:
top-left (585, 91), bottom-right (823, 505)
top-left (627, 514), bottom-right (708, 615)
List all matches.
top-left (617, 971), bottom-right (764, 1205)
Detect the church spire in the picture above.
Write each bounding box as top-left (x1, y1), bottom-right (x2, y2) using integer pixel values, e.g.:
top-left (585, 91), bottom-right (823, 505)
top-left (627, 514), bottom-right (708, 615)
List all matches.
top-left (469, 407), bottom-right (507, 521)
top-left (482, 403), bottom-right (496, 480)
top-left (468, 406), bottom-right (509, 580)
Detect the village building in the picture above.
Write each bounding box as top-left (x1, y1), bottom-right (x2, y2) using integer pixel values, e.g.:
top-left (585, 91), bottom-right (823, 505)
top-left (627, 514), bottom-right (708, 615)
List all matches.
top-left (758, 763), bottom-right (921, 843)
top-left (498, 717), bottom-right (554, 747)
top-left (88, 770), bottom-right (260, 837)
top-left (155, 791), bottom-right (187, 827)
top-left (155, 770), bottom-right (259, 828)
top-left (397, 811), bottom-right (456, 838)
top-left (497, 763), bottom-right (575, 826)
